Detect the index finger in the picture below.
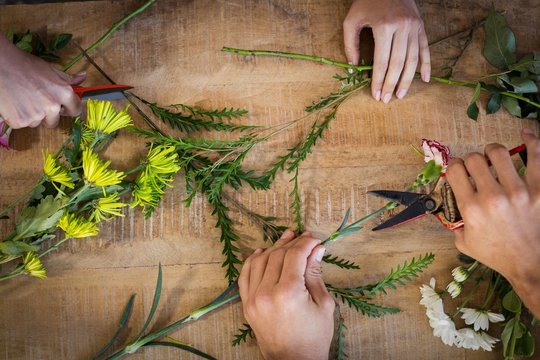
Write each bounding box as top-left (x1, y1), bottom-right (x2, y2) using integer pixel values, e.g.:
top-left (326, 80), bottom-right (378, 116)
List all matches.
top-left (371, 27), bottom-right (394, 101)
top-left (522, 128), bottom-right (540, 183)
top-left (278, 235), bottom-right (322, 285)
top-left (446, 158), bottom-right (475, 203)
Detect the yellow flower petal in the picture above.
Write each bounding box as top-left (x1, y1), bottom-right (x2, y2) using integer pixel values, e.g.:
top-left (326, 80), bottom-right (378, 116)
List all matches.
top-left (57, 212), bottom-right (99, 238)
top-left (42, 151), bottom-right (74, 189)
top-left (82, 147), bottom-right (126, 187)
top-left (23, 252), bottom-right (47, 279)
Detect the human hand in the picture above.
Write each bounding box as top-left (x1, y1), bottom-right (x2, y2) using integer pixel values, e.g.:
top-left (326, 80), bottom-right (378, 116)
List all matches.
top-left (0, 34), bottom-right (85, 129)
top-left (343, 0), bottom-right (430, 103)
top-left (446, 128), bottom-right (540, 317)
top-left (238, 230), bottom-right (335, 360)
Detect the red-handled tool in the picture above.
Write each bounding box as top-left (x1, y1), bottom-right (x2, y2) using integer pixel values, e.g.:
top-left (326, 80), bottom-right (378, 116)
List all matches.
top-left (368, 144), bottom-right (528, 231)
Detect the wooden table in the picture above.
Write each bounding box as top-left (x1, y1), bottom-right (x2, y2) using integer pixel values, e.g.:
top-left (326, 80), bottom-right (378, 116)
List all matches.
top-left (1, 0), bottom-right (539, 359)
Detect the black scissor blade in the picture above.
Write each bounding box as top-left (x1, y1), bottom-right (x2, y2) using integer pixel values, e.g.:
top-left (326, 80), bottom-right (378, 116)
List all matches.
top-left (368, 190), bottom-right (423, 206)
top-left (372, 201), bottom-right (428, 231)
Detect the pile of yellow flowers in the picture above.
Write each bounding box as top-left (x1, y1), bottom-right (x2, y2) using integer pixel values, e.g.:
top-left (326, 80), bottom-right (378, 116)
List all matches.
top-left (0, 99), bottom-right (183, 282)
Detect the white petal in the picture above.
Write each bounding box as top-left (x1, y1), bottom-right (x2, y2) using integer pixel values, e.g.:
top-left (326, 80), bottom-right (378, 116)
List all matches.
top-left (487, 311), bottom-right (505, 323)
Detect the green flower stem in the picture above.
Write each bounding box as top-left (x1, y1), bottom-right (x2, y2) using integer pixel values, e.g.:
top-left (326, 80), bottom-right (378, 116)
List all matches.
top-left (63, 0), bottom-right (158, 71)
top-left (451, 267), bottom-right (487, 318)
top-left (222, 47), bottom-right (540, 109)
top-left (38, 236), bottom-right (72, 259)
top-left (222, 47), bottom-right (372, 72)
top-left (481, 270), bottom-right (500, 309)
top-left (0, 264), bottom-right (25, 282)
top-left (107, 284), bottom-right (240, 359)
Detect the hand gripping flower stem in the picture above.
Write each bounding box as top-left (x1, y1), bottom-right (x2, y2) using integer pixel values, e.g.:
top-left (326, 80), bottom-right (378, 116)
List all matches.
top-left (63, 0), bottom-right (158, 71)
top-left (222, 47), bottom-right (540, 109)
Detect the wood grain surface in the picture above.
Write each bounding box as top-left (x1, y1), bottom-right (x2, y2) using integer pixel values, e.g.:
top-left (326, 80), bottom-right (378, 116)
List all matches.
top-left (1, 0), bottom-right (539, 359)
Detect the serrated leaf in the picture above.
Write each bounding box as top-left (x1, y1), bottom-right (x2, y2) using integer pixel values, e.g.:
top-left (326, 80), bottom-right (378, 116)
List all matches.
top-left (502, 96), bottom-right (522, 117)
top-left (14, 195), bottom-right (64, 241)
top-left (50, 33), bottom-right (72, 50)
top-left (483, 9), bottom-right (516, 69)
top-left (486, 93), bottom-right (502, 114)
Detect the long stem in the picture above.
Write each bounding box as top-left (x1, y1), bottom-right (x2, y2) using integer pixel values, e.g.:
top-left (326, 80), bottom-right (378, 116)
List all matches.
top-left (63, 0), bottom-right (158, 71)
top-left (38, 236), bottom-right (72, 259)
top-left (451, 267), bottom-right (487, 318)
top-left (0, 265), bottom-right (24, 282)
top-left (106, 284), bottom-right (240, 359)
top-left (222, 47), bottom-right (372, 72)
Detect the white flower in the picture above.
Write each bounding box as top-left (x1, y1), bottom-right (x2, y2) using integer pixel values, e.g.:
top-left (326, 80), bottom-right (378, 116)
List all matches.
top-left (430, 314), bottom-right (458, 346)
top-left (420, 277), bottom-right (442, 308)
top-left (455, 328), bottom-right (498, 351)
top-left (451, 266), bottom-right (469, 283)
top-left (446, 280), bottom-right (463, 298)
top-left (460, 308), bottom-right (505, 331)
top-left (421, 139), bottom-right (452, 168)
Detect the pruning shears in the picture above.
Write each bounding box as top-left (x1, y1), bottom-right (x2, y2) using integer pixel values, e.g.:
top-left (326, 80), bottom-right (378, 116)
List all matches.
top-left (368, 144), bottom-right (528, 231)
top-left (0, 84), bottom-right (133, 134)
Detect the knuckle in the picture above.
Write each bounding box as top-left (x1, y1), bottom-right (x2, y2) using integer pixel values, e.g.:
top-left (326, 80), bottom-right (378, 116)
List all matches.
top-left (374, 62), bottom-right (388, 73)
top-left (485, 143), bottom-right (508, 158)
top-left (406, 55), bottom-right (419, 65)
top-left (321, 296), bottom-right (336, 313)
top-left (464, 152), bottom-right (484, 166)
top-left (484, 192), bottom-right (508, 211)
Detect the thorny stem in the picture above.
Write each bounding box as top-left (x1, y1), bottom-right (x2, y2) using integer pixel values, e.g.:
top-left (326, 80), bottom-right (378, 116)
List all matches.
top-left (63, 0), bottom-right (158, 71)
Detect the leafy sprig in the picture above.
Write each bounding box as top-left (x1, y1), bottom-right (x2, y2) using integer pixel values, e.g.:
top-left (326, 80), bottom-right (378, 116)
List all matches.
top-left (322, 254), bottom-right (360, 270)
top-left (231, 324), bottom-right (255, 347)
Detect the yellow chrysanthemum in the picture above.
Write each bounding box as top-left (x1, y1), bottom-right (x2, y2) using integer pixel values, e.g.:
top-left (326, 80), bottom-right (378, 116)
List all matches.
top-left (131, 145), bottom-right (182, 217)
top-left (91, 193), bottom-right (127, 222)
top-left (42, 151), bottom-right (74, 189)
top-left (86, 99), bottom-right (132, 134)
top-left (82, 147), bottom-right (126, 187)
top-left (22, 252), bottom-right (47, 279)
top-left (57, 212), bottom-right (99, 238)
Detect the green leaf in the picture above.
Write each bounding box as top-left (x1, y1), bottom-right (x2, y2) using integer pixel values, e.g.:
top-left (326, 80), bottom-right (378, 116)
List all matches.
top-left (15, 41), bottom-right (32, 53)
top-left (134, 264), bottom-right (162, 341)
top-left (231, 324), bottom-right (254, 347)
top-left (486, 93), bottom-right (502, 114)
top-left (502, 318), bottom-right (516, 354)
top-left (508, 77), bottom-right (538, 93)
top-left (30, 184), bottom-right (46, 201)
top-left (515, 328), bottom-right (535, 357)
top-left (502, 96), bottom-right (522, 117)
top-left (6, 28), bottom-right (14, 42)
top-left (483, 9), bottom-right (516, 69)
top-left (0, 240), bottom-right (38, 256)
top-left (143, 341), bottom-right (217, 360)
top-left (532, 316), bottom-right (539, 327)
top-left (92, 294), bottom-right (136, 360)
top-left (14, 195), bottom-right (64, 241)
top-left (50, 33), bottom-right (72, 50)
top-left (337, 208), bottom-right (351, 232)
top-left (511, 52), bottom-right (540, 74)
top-left (466, 83), bottom-right (482, 120)
top-left (322, 254), bottom-right (360, 270)
top-left (502, 290), bottom-right (522, 313)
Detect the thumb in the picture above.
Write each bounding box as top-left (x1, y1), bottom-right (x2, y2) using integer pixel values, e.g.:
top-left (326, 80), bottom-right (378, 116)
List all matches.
top-left (69, 71), bottom-right (87, 85)
top-left (305, 245), bottom-right (330, 305)
top-left (453, 228), bottom-right (467, 253)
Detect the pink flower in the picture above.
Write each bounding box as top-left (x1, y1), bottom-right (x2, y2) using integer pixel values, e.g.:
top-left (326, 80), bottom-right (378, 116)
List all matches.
top-left (0, 119), bottom-right (11, 149)
top-left (421, 139), bottom-right (451, 167)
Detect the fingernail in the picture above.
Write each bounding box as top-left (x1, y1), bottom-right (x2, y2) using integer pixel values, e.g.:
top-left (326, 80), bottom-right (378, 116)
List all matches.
top-left (348, 62), bottom-right (354, 74)
top-left (522, 128), bottom-right (534, 135)
top-left (75, 71), bottom-right (87, 77)
top-left (423, 71), bottom-right (430, 82)
top-left (315, 247), bottom-right (325, 262)
top-left (375, 90), bottom-right (381, 101)
top-left (253, 248), bottom-right (263, 255)
top-left (396, 89), bottom-right (407, 99)
top-left (383, 93), bottom-right (392, 104)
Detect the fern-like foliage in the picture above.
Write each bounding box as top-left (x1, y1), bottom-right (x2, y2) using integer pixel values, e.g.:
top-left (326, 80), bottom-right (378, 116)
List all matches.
top-left (231, 323), bottom-right (254, 347)
top-left (210, 196), bottom-right (242, 284)
top-left (146, 101), bottom-right (255, 133)
top-left (290, 167), bottom-right (303, 233)
top-left (322, 254), bottom-right (360, 270)
top-left (345, 253), bottom-right (435, 295)
top-left (330, 288), bottom-right (400, 318)
top-left (337, 315), bottom-right (347, 360)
